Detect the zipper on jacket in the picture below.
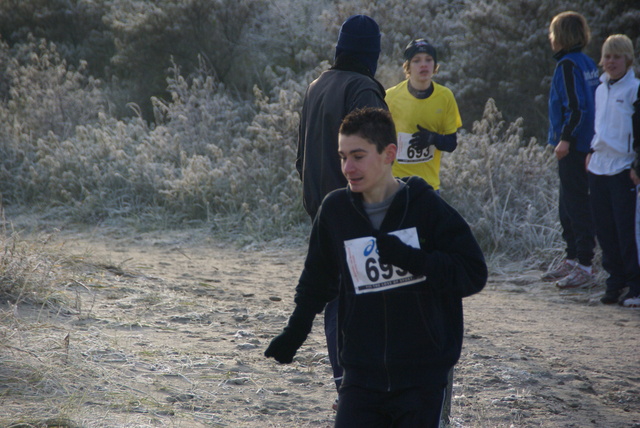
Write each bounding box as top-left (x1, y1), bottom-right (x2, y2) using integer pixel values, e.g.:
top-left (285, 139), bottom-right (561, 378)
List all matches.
top-left (349, 192), bottom-right (374, 227)
top-left (383, 293), bottom-right (392, 392)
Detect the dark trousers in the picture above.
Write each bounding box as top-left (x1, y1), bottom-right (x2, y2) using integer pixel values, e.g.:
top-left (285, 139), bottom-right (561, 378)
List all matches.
top-left (324, 297), bottom-right (342, 390)
top-left (558, 151), bottom-right (595, 266)
top-left (335, 385), bottom-right (446, 428)
top-left (326, 300), bottom-right (453, 426)
top-left (589, 171), bottom-right (640, 296)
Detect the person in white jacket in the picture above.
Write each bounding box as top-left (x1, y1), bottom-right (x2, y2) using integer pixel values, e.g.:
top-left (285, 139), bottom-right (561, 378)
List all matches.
top-left (586, 34), bottom-right (640, 307)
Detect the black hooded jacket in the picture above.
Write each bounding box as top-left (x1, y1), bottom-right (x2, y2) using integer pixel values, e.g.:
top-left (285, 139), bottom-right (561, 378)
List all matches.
top-left (294, 176), bottom-right (487, 391)
top-left (295, 54), bottom-right (387, 219)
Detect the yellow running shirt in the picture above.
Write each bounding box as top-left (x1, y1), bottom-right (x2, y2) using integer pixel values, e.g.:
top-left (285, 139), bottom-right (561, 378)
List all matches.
top-left (385, 80), bottom-right (461, 190)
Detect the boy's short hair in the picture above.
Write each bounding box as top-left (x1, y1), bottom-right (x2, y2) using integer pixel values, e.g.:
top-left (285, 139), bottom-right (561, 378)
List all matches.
top-left (600, 34), bottom-right (635, 68)
top-left (549, 11), bottom-right (590, 51)
top-left (339, 108), bottom-right (396, 153)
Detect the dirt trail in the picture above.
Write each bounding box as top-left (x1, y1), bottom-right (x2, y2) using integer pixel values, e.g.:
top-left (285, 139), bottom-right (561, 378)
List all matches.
top-left (0, 226), bottom-right (638, 427)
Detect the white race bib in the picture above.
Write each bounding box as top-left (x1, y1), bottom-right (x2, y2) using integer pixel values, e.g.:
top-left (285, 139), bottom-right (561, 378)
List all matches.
top-left (396, 132), bottom-right (434, 164)
top-left (344, 227), bottom-right (426, 294)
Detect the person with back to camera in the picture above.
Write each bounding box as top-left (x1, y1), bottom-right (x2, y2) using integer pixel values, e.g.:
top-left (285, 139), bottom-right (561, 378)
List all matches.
top-left (266, 107), bottom-right (487, 427)
top-left (587, 34), bottom-right (640, 307)
top-left (385, 38), bottom-right (461, 193)
top-left (294, 14), bottom-right (388, 410)
top-left (542, 11), bottom-right (599, 289)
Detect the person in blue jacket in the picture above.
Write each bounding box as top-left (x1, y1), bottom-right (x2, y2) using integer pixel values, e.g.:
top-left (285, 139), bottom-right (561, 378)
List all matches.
top-left (266, 107), bottom-right (487, 427)
top-left (543, 11), bottom-right (599, 289)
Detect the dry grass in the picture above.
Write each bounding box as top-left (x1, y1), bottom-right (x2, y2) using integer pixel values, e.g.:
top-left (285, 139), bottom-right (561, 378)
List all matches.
top-left (0, 219), bottom-right (75, 312)
top-left (0, 213), bottom-right (153, 427)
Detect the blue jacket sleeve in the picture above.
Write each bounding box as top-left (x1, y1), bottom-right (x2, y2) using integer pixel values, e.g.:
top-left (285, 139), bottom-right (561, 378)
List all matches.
top-left (558, 60), bottom-right (584, 147)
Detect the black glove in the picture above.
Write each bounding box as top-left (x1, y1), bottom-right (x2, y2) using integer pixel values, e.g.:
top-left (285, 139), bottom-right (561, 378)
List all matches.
top-left (409, 125), bottom-right (439, 152)
top-left (265, 304), bottom-right (315, 364)
top-left (376, 233), bottom-right (427, 276)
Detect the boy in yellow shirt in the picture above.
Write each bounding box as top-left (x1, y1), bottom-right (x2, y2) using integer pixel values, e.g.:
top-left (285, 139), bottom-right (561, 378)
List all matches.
top-left (386, 38), bottom-right (461, 192)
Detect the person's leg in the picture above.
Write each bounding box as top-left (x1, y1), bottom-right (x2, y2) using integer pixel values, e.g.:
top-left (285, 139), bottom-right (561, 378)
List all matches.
top-left (334, 385), bottom-right (390, 428)
top-left (589, 173), bottom-right (626, 301)
top-left (323, 298), bottom-right (342, 390)
top-left (542, 160), bottom-right (579, 281)
top-left (609, 172), bottom-right (640, 299)
top-left (636, 184), bottom-right (640, 267)
top-left (389, 385), bottom-right (446, 428)
top-left (558, 167), bottom-right (577, 262)
top-left (559, 152), bottom-right (595, 267)
top-left (439, 366), bottom-right (454, 427)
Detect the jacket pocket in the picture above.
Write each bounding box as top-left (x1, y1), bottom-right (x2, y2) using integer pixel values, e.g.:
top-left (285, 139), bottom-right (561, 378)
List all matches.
top-left (386, 290), bottom-right (446, 359)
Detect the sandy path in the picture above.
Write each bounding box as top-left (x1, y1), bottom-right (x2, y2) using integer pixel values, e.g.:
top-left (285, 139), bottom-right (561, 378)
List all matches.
top-left (0, 226), bottom-right (638, 427)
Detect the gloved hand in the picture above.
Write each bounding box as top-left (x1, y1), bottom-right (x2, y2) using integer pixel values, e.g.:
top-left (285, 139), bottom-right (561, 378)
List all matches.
top-left (376, 233), bottom-right (427, 276)
top-left (409, 125), bottom-right (439, 152)
top-left (265, 304), bottom-right (315, 364)
top-left (264, 328), bottom-right (307, 364)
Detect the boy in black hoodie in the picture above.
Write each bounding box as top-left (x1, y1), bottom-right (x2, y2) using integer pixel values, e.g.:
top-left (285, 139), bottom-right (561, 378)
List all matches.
top-left (266, 107), bottom-right (487, 427)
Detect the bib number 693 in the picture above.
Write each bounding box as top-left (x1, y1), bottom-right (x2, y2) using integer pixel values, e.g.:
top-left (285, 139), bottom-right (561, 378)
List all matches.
top-left (365, 257), bottom-right (408, 282)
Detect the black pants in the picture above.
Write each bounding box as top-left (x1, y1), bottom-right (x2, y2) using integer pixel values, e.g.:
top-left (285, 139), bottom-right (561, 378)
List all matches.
top-left (324, 297), bottom-right (342, 390)
top-left (335, 384), bottom-right (445, 428)
top-left (589, 170), bottom-right (640, 296)
top-left (558, 151), bottom-right (595, 266)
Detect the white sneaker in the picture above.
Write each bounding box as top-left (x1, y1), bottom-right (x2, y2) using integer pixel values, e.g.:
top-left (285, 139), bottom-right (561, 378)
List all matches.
top-left (542, 259), bottom-right (575, 281)
top-left (622, 295), bottom-right (640, 308)
top-left (556, 267), bottom-right (594, 289)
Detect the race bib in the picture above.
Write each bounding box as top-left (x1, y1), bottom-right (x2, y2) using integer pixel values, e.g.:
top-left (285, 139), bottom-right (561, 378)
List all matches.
top-left (344, 227), bottom-right (426, 294)
top-left (396, 132), bottom-right (434, 164)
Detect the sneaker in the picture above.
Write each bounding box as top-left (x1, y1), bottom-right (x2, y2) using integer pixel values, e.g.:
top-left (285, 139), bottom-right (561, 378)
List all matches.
top-left (622, 295), bottom-right (640, 308)
top-left (541, 259), bottom-right (575, 281)
top-left (556, 267), bottom-right (594, 289)
top-left (600, 290), bottom-right (622, 304)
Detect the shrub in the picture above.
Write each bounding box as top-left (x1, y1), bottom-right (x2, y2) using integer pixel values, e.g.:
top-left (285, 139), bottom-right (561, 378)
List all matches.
top-left (441, 99), bottom-right (560, 266)
top-left (0, 215), bottom-right (73, 310)
top-left (0, 37), bottom-right (107, 205)
top-left (2, 11), bottom-right (615, 259)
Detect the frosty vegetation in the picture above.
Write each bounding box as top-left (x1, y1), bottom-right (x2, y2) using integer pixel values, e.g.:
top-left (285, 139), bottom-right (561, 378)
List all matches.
top-left (0, 0), bottom-right (638, 264)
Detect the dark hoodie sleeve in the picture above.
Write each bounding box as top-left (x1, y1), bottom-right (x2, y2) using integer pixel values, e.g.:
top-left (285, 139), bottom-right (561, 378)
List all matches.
top-left (294, 202), bottom-right (340, 310)
top-left (420, 193), bottom-right (488, 298)
top-left (295, 87), bottom-right (311, 180)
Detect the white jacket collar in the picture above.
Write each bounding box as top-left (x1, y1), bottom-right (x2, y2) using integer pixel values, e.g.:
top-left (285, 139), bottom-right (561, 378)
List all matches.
top-left (600, 67), bottom-right (636, 84)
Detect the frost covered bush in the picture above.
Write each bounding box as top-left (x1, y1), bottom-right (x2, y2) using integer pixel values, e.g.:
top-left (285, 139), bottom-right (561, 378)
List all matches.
top-left (148, 64), bottom-right (307, 235)
top-left (2, 37), bottom-right (106, 141)
top-left (25, 115), bottom-right (155, 219)
top-left (0, 38), bottom-right (107, 205)
top-left (3, 0), bottom-right (637, 255)
top-left (0, 36), bottom-right (568, 258)
top-left (441, 99), bottom-right (559, 264)
top-left (0, 49), bottom-right (306, 238)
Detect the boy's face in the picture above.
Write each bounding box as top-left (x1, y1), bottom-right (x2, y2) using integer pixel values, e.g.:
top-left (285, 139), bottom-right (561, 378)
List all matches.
top-left (602, 52), bottom-right (628, 80)
top-left (338, 133), bottom-right (395, 199)
top-left (408, 52), bottom-right (435, 84)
